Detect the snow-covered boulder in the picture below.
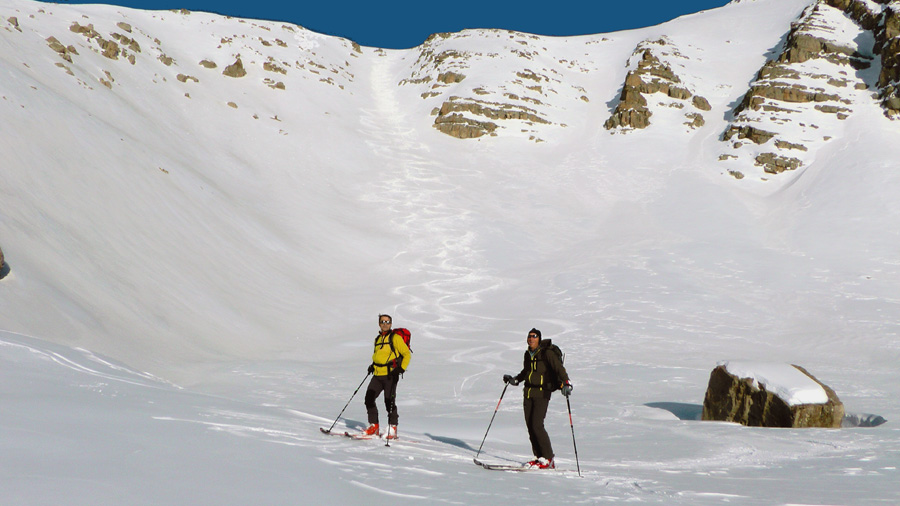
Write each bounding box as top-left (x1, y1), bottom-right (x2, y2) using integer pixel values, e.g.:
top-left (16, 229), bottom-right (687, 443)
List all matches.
top-left (702, 361), bottom-right (844, 428)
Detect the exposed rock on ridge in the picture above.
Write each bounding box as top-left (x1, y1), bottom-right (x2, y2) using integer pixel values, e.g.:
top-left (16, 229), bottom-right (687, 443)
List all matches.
top-left (4, 0), bottom-right (898, 179)
top-left (400, 29), bottom-right (594, 140)
top-left (222, 57), bottom-right (246, 77)
top-left (605, 37), bottom-right (711, 131)
top-left (6, 6), bottom-right (359, 107)
top-left (719, 0), bottom-right (877, 178)
top-left (870, 1), bottom-right (900, 116)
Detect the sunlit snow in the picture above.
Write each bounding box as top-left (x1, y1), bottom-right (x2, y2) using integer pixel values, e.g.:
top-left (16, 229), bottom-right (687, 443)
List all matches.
top-left (1, 0), bottom-right (898, 504)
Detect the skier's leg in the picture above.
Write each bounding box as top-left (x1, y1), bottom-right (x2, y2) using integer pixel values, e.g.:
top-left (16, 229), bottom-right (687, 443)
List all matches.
top-left (530, 395), bottom-right (554, 459)
top-left (523, 397), bottom-right (541, 458)
top-left (364, 376), bottom-right (385, 425)
top-left (384, 375), bottom-right (399, 425)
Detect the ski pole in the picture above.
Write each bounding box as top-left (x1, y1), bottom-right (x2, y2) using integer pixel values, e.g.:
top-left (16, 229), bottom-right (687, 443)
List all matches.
top-left (323, 371), bottom-right (371, 434)
top-left (475, 382), bottom-right (509, 460)
top-left (566, 394), bottom-right (581, 477)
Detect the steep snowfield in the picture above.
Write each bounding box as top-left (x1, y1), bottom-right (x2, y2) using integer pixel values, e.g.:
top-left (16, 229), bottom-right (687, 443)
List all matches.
top-left (1, 0), bottom-right (898, 503)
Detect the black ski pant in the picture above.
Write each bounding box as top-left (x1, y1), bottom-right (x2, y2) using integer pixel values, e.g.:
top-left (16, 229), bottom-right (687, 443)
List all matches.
top-left (524, 395), bottom-right (554, 460)
top-left (365, 374), bottom-right (399, 426)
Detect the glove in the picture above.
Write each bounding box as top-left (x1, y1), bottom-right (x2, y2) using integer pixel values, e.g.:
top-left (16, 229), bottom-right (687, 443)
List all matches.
top-left (503, 374), bottom-right (520, 386)
top-left (367, 364), bottom-right (375, 374)
top-left (393, 367), bottom-right (405, 377)
top-left (561, 380), bottom-right (573, 397)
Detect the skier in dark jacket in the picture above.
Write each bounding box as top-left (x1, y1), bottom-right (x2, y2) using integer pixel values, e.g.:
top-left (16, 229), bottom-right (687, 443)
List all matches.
top-left (503, 328), bottom-right (572, 469)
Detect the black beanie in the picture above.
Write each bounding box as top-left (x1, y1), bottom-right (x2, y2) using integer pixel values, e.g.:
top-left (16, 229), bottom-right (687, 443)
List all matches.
top-left (529, 328), bottom-right (542, 340)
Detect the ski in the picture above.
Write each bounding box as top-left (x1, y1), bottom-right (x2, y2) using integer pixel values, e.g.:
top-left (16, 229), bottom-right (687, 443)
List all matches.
top-left (473, 458), bottom-right (539, 471)
top-left (320, 427), bottom-right (412, 445)
top-left (319, 427), bottom-right (347, 436)
top-left (344, 431), bottom-right (380, 440)
top-left (318, 428), bottom-right (380, 440)
top-left (346, 432), bottom-right (408, 444)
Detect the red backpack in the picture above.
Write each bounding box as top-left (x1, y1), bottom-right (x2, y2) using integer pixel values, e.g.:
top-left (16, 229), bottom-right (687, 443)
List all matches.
top-left (380, 328), bottom-right (412, 370)
top-left (393, 328), bottom-right (412, 350)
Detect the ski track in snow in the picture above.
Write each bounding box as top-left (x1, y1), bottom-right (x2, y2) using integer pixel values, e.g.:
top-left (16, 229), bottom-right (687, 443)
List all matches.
top-left (0, 329), bottom-right (175, 389)
top-left (358, 51), bottom-right (511, 391)
top-left (350, 480), bottom-right (429, 499)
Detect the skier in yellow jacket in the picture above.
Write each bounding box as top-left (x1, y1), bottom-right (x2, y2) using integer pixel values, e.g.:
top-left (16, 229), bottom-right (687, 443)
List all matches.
top-left (361, 314), bottom-right (411, 439)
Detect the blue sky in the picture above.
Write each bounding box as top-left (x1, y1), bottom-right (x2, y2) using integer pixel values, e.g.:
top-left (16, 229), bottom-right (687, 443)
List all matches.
top-left (43, 0), bottom-right (731, 49)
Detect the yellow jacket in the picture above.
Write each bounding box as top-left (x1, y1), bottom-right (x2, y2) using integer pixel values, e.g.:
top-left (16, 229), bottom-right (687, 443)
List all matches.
top-left (371, 331), bottom-right (411, 376)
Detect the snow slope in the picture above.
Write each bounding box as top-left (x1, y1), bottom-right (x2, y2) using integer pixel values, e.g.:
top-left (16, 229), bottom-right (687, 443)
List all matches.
top-left (1, 0), bottom-right (899, 503)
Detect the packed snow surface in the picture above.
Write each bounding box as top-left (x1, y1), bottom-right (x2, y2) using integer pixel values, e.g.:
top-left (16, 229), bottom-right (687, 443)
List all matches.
top-left (720, 361), bottom-right (829, 405)
top-left (1, 0), bottom-right (899, 504)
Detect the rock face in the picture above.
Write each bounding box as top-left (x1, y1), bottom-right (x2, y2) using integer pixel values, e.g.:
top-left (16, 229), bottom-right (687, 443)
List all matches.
top-left (605, 37), bottom-right (711, 131)
top-left (874, 3), bottom-right (900, 117)
top-left (222, 57), bottom-right (247, 78)
top-left (399, 29), bottom-right (590, 141)
top-left (702, 364), bottom-right (844, 428)
top-left (718, 0), bottom-right (878, 178)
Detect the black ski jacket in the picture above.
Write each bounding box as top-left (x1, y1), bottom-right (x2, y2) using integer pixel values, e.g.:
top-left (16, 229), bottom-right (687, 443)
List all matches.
top-left (514, 339), bottom-right (569, 399)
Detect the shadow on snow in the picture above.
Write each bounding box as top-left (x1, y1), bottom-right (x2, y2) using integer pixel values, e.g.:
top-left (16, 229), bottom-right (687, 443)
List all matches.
top-left (644, 402), bottom-right (887, 427)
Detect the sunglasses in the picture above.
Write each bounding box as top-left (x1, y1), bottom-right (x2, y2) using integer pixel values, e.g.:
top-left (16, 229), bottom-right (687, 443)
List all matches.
top-left (528, 334), bottom-right (539, 339)
top-left (380, 321), bottom-right (392, 325)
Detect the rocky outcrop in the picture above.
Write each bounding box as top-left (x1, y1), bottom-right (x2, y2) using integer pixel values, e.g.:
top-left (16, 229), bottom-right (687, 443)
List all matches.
top-left (69, 22), bottom-right (125, 60)
top-left (0, 244), bottom-right (6, 280)
top-left (111, 32), bottom-right (141, 54)
top-left (222, 57), bottom-right (247, 78)
top-left (46, 36), bottom-right (78, 63)
top-left (431, 95), bottom-right (550, 138)
top-left (723, 125), bottom-right (777, 145)
top-left (754, 153), bottom-right (803, 173)
top-left (702, 364), bottom-right (844, 428)
top-left (872, 4), bottom-right (900, 117)
top-left (605, 38), bottom-right (711, 131)
top-left (13, 4), bottom-right (359, 103)
top-left (401, 29), bottom-right (591, 140)
top-left (719, 1), bottom-right (876, 178)
top-left (437, 71), bottom-right (466, 84)
top-left (434, 113), bottom-right (498, 139)
top-left (432, 96), bottom-right (551, 138)
top-left (437, 96), bottom-right (548, 124)
top-left (825, 0), bottom-right (883, 30)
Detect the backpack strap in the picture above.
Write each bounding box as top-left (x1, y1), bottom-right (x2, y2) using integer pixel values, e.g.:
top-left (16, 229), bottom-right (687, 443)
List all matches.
top-left (372, 332), bottom-right (400, 371)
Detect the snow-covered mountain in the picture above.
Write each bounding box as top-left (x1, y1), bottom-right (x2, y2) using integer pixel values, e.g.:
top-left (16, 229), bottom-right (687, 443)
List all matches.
top-left (1, 0), bottom-right (899, 503)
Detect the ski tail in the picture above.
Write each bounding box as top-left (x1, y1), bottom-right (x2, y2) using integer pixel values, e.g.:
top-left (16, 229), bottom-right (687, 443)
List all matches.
top-left (473, 458), bottom-right (536, 471)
